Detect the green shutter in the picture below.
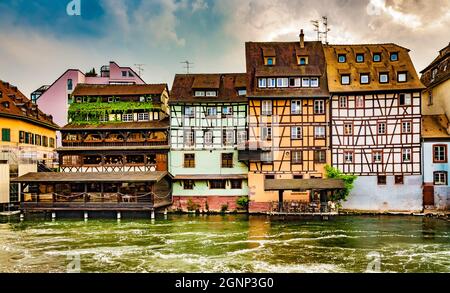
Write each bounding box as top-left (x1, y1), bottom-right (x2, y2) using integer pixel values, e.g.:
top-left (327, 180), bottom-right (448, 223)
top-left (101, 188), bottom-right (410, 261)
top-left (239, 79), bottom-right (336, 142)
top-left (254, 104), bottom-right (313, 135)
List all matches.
top-left (2, 128), bottom-right (10, 142)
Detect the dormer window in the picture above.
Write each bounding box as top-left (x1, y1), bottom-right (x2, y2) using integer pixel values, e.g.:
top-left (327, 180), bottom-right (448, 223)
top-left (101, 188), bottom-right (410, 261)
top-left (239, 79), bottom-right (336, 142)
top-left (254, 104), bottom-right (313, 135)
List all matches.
top-left (373, 53), bottom-right (381, 62)
top-left (310, 77), bottom-right (319, 87)
top-left (356, 54), bottom-right (364, 63)
top-left (379, 73), bottom-right (389, 84)
top-left (360, 73), bottom-right (370, 84)
top-left (258, 78), bottom-right (267, 88)
top-left (206, 91), bottom-right (217, 97)
top-left (67, 79), bottom-right (73, 91)
top-left (390, 52), bottom-right (399, 61)
top-left (277, 78), bottom-right (288, 88)
top-left (267, 78), bottom-right (276, 88)
top-left (338, 54), bottom-right (346, 63)
top-left (122, 71), bottom-right (127, 77)
top-left (237, 89), bottom-right (246, 96)
top-left (194, 91), bottom-right (205, 97)
top-left (2, 101), bottom-right (9, 108)
top-left (297, 56), bottom-right (308, 65)
top-left (265, 57), bottom-right (275, 66)
top-left (432, 68), bottom-right (438, 79)
top-left (397, 72), bottom-right (407, 83)
top-left (341, 74), bottom-right (350, 85)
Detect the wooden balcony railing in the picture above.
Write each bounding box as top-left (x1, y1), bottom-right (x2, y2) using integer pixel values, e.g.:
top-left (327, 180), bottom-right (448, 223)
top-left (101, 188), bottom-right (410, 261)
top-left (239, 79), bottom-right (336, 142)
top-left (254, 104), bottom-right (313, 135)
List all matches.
top-left (270, 200), bottom-right (337, 214)
top-left (62, 140), bottom-right (168, 147)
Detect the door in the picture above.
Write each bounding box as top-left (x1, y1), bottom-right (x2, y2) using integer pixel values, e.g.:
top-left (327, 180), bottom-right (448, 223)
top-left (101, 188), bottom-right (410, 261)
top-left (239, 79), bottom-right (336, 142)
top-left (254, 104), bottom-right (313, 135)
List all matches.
top-left (423, 185), bottom-right (435, 207)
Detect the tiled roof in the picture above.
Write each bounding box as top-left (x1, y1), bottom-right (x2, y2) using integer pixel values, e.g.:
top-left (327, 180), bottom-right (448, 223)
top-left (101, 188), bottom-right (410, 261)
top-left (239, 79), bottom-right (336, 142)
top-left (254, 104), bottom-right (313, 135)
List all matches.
top-left (0, 80), bottom-right (59, 129)
top-left (420, 43), bottom-right (450, 88)
top-left (170, 73), bottom-right (247, 103)
top-left (422, 115), bottom-right (450, 139)
top-left (72, 84), bottom-right (167, 97)
top-left (323, 43), bottom-right (425, 93)
top-left (245, 41), bottom-right (329, 98)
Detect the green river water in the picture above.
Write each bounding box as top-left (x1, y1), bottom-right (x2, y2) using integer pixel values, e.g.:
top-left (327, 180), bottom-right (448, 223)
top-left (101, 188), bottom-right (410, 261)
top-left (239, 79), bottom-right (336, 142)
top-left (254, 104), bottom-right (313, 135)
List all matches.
top-left (0, 215), bottom-right (449, 273)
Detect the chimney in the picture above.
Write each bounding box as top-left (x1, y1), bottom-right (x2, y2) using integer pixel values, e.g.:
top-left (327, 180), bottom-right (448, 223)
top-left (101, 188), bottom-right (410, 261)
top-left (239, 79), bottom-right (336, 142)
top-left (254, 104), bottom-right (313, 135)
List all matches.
top-left (299, 29), bottom-right (305, 49)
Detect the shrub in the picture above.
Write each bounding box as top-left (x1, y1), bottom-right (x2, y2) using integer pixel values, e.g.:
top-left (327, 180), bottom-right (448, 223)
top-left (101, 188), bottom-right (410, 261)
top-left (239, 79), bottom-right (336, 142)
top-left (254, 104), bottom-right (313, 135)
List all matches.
top-left (236, 196), bottom-right (249, 210)
top-left (324, 165), bottom-right (357, 203)
top-left (220, 204), bottom-right (229, 213)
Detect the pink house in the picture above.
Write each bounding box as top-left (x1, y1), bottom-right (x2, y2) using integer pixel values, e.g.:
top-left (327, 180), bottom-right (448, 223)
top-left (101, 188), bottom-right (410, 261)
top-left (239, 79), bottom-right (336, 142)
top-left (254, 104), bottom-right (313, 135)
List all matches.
top-left (34, 61), bottom-right (145, 136)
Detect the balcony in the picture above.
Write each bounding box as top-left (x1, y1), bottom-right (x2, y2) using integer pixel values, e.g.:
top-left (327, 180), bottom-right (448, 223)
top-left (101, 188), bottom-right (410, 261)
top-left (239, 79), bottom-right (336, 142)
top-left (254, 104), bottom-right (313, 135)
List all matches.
top-left (62, 139), bottom-right (168, 147)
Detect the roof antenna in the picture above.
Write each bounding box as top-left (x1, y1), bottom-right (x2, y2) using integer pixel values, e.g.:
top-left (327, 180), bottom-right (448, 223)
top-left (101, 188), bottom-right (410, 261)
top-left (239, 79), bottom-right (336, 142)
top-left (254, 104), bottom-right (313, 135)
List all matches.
top-left (134, 64), bottom-right (145, 77)
top-left (322, 16), bottom-right (331, 45)
top-left (181, 60), bottom-right (194, 74)
top-left (311, 20), bottom-right (320, 42)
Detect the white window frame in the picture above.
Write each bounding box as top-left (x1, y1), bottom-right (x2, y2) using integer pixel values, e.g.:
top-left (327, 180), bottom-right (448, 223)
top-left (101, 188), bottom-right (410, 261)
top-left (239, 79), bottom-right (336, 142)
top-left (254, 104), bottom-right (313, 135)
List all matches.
top-left (373, 151), bottom-right (383, 163)
top-left (399, 93), bottom-right (412, 106)
top-left (238, 89), bottom-right (247, 96)
top-left (314, 126), bottom-right (326, 139)
top-left (258, 78), bottom-right (267, 88)
top-left (302, 78), bottom-right (310, 87)
top-left (184, 130), bottom-right (195, 147)
top-left (360, 74), bottom-right (370, 84)
top-left (341, 75), bottom-right (350, 85)
top-left (267, 78), bottom-right (276, 88)
top-left (339, 96), bottom-right (347, 108)
top-left (379, 73), bottom-right (389, 83)
top-left (261, 100), bottom-right (272, 115)
top-left (223, 129), bottom-right (235, 146)
top-left (398, 72), bottom-right (407, 83)
top-left (314, 100), bottom-right (325, 114)
top-left (194, 91), bottom-right (205, 97)
top-left (237, 130), bottom-right (247, 145)
top-left (310, 77), bottom-right (319, 87)
top-left (291, 100), bottom-right (302, 115)
top-left (402, 121), bottom-right (411, 133)
top-left (204, 131), bottom-right (213, 147)
top-left (434, 171), bottom-right (447, 185)
top-left (292, 151), bottom-right (302, 164)
top-left (206, 107), bottom-right (217, 117)
top-left (402, 148), bottom-right (411, 162)
top-left (122, 113), bottom-right (134, 122)
top-left (137, 112), bottom-right (149, 121)
top-left (261, 126), bottom-right (272, 141)
top-left (377, 122), bottom-right (386, 134)
top-left (206, 91), bottom-right (217, 97)
top-left (184, 106), bottom-right (195, 118)
top-left (291, 126), bottom-right (302, 139)
top-left (277, 78), bottom-right (288, 88)
top-left (355, 96), bottom-right (364, 108)
top-left (222, 105), bottom-right (233, 116)
top-left (344, 151), bottom-right (353, 163)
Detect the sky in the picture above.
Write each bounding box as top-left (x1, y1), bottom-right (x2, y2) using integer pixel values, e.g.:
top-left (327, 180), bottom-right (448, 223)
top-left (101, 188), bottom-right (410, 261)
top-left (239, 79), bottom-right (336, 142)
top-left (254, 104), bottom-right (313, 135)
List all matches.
top-left (0, 0), bottom-right (449, 96)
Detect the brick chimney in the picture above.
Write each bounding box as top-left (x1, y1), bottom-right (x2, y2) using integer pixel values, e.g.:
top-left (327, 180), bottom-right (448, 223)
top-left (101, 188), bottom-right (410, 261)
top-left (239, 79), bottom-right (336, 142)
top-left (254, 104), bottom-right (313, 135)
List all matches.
top-left (299, 29), bottom-right (305, 49)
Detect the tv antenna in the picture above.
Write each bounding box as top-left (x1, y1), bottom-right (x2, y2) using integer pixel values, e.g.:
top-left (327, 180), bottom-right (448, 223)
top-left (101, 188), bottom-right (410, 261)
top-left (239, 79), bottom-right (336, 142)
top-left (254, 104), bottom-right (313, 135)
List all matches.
top-left (181, 60), bottom-right (194, 74)
top-left (322, 16), bottom-right (331, 44)
top-left (310, 16), bottom-right (331, 44)
top-left (134, 64), bottom-right (145, 76)
top-left (311, 20), bottom-right (320, 41)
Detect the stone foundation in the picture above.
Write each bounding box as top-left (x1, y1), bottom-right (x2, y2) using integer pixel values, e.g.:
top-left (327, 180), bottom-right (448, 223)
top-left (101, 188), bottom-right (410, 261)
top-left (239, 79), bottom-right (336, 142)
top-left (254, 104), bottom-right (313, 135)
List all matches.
top-left (171, 196), bottom-right (241, 212)
top-left (248, 201), bottom-right (271, 213)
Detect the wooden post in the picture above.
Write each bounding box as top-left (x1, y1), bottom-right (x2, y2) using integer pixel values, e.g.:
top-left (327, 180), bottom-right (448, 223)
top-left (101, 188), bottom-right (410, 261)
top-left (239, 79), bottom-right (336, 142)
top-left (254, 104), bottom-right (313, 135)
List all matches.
top-left (278, 190), bottom-right (283, 212)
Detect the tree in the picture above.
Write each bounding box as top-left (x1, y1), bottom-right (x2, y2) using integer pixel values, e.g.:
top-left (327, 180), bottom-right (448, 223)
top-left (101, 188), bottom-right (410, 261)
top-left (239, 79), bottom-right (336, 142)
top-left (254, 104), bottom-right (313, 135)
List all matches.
top-left (324, 165), bottom-right (357, 203)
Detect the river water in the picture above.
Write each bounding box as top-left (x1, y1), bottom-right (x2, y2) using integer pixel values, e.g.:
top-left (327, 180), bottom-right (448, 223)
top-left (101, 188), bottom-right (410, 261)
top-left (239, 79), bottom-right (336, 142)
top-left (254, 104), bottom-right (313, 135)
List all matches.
top-left (0, 215), bottom-right (449, 273)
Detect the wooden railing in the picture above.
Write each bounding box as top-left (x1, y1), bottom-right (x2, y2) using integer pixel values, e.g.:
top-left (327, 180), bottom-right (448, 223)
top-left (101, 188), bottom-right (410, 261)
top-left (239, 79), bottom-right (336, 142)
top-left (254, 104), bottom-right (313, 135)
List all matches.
top-left (270, 200), bottom-right (337, 214)
top-left (62, 140), bottom-right (168, 147)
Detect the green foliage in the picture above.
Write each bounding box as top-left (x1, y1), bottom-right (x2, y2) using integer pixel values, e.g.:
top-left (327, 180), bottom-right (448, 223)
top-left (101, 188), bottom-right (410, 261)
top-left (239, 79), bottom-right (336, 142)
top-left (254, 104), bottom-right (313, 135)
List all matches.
top-left (220, 204), bottom-right (229, 213)
top-left (68, 97), bottom-right (159, 124)
top-left (324, 165), bottom-right (357, 203)
top-left (187, 199), bottom-right (200, 212)
top-left (236, 196), bottom-right (249, 210)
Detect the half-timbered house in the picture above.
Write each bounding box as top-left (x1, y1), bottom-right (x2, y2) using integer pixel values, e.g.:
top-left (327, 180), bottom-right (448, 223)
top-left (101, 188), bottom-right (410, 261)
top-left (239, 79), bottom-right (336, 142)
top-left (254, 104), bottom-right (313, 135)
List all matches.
top-left (324, 43), bottom-right (425, 212)
top-left (241, 31), bottom-right (337, 213)
top-left (169, 74), bottom-right (249, 212)
top-left (13, 84), bottom-right (172, 216)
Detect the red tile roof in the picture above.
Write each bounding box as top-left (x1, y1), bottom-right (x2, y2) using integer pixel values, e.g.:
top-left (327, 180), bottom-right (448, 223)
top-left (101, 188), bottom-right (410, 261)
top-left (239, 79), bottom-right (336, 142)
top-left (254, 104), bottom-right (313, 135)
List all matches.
top-left (0, 80), bottom-right (59, 129)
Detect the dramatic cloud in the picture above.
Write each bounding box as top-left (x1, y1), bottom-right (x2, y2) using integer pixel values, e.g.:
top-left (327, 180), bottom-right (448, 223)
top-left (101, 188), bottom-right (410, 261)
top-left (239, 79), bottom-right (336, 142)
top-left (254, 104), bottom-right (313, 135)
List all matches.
top-left (0, 0), bottom-right (449, 97)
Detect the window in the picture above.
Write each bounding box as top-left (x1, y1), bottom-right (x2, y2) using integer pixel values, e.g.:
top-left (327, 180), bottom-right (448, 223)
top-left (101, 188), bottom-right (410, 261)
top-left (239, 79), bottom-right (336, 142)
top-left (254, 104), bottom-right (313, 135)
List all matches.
top-left (310, 77), bottom-right (319, 87)
top-left (183, 180), bottom-right (194, 190)
top-left (62, 155), bottom-right (81, 166)
top-left (390, 52), bottom-right (399, 61)
top-left (184, 106), bottom-right (195, 118)
top-left (35, 134), bottom-right (41, 146)
top-left (434, 171), bottom-right (447, 185)
top-left (356, 53), bottom-right (364, 63)
top-left (238, 89), bottom-right (247, 96)
top-left (339, 96), bottom-right (347, 108)
top-left (432, 68), bottom-right (438, 79)
top-left (293, 175), bottom-right (303, 179)
top-left (373, 53), bottom-right (381, 62)
top-left (291, 100), bottom-right (302, 114)
top-left (341, 75), bottom-right (350, 85)
top-left (19, 131), bottom-right (25, 143)
top-left (402, 149), bottom-right (411, 162)
top-left (122, 113), bottom-right (134, 122)
top-left (184, 130), bottom-right (194, 147)
top-left (122, 71), bottom-right (127, 77)
top-left (67, 79), bottom-right (73, 91)
top-left (204, 131), bottom-right (213, 147)
top-left (267, 78), bottom-right (276, 88)
top-left (315, 126), bottom-right (326, 139)
top-left (338, 54), bottom-right (346, 63)
top-left (395, 175), bottom-right (404, 185)
top-left (184, 154), bottom-right (195, 168)
top-left (223, 129), bottom-right (234, 146)
top-left (402, 121), bottom-right (411, 133)
top-left (298, 56), bottom-right (308, 65)
top-left (360, 73), bottom-right (370, 84)
top-left (237, 130), bottom-right (247, 145)
top-left (261, 100), bottom-right (272, 115)
top-left (355, 96), bottom-right (364, 108)
top-left (377, 122), bottom-right (386, 134)
top-left (206, 91), bottom-right (217, 97)
top-left (221, 153), bottom-right (233, 168)
top-left (291, 151), bottom-right (302, 164)
top-left (2, 101), bottom-right (10, 108)
top-left (277, 78), bottom-right (288, 88)
top-left (261, 126), bottom-right (272, 141)
top-left (428, 89), bottom-right (433, 106)
top-left (209, 180), bottom-right (226, 189)
top-left (128, 71), bottom-right (134, 77)
top-left (266, 57), bottom-right (274, 65)
top-left (265, 175), bottom-right (275, 180)
top-left (258, 78), bottom-right (267, 88)
top-left (194, 91), bottom-right (205, 97)
top-left (314, 150), bottom-right (326, 163)
top-left (433, 145), bottom-right (447, 163)
top-left (344, 123), bottom-right (353, 135)
top-left (137, 112), bottom-right (149, 121)
top-left (206, 107), bottom-right (217, 117)
top-left (379, 73), bottom-right (389, 83)
top-left (399, 93), bottom-right (411, 106)
top-left (398, 72), bottom-right (407, 83)
top-left (42, 136), bottom-right (48, 147)
top-left (373, 151), bottom-right (383, 163)
top-left (301, 78), bottom-right (310, 87)
top-left (377, 175), bottom-right (387, 185)
top-left (344, 151), bottom-right (353, 163)
top-left (314, 100), bottom-right (325, 114)
top-left (230, 180), bottom-right (242, 189)
top-left (291, 126), bottom-right (302, 139)
top-left (1, 128), bottom-right (10, 142)
top-left (222, 106), bottom-right (233, 117)
top-left (290, 77), bottom-right (301, 87)
top-left (261, 151), bottom-right (273, 162)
